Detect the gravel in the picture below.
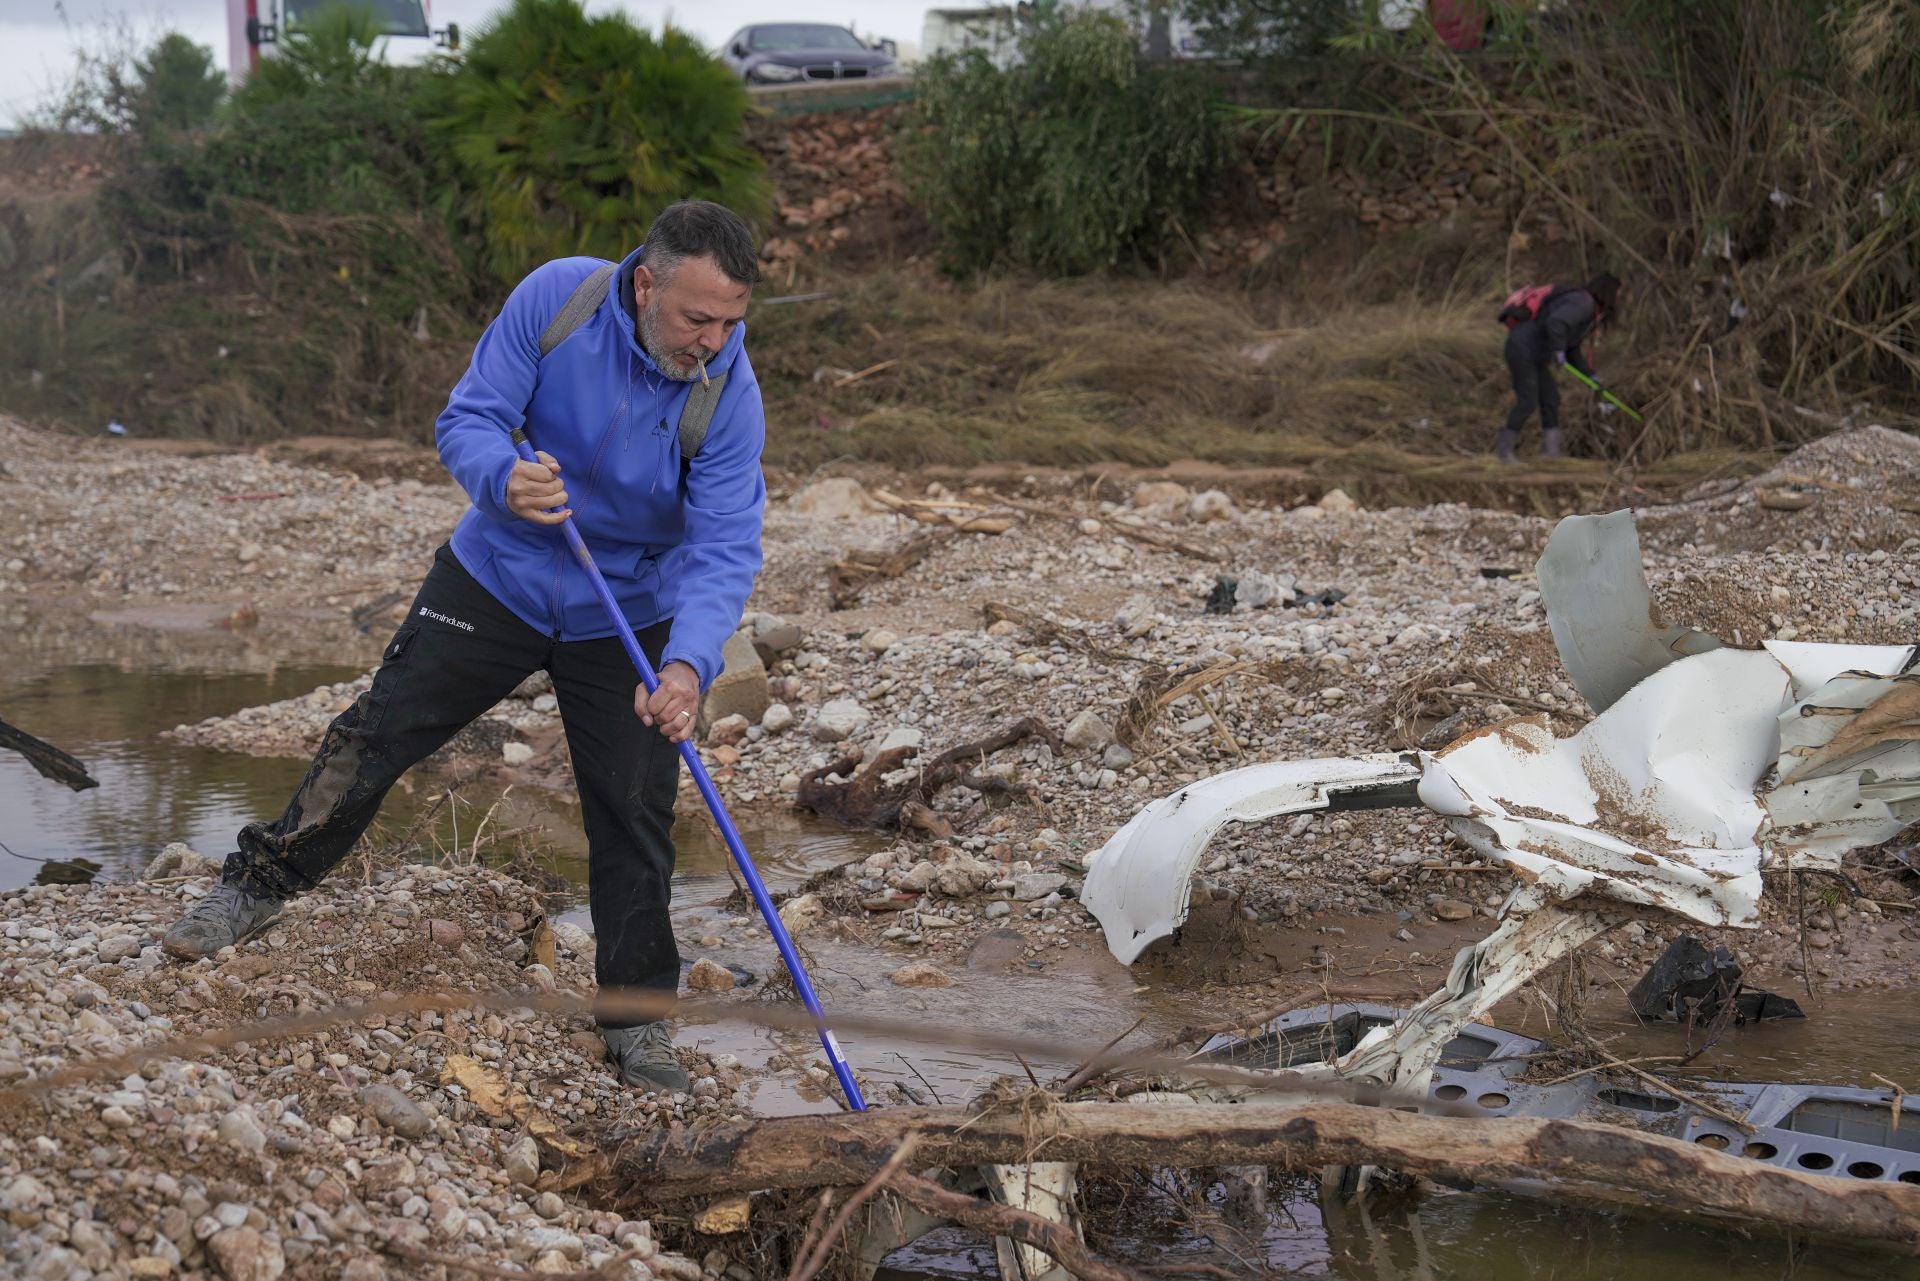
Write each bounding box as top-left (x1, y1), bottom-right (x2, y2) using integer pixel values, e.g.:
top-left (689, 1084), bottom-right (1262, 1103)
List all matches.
top-left (0, 862), bottom-right (729, 1279)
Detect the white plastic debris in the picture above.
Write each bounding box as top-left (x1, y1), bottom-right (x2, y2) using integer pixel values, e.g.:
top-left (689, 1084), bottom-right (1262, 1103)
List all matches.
top-left (1082, 755), bottom-right (1419, 964)
top-left (1083, 508), bottom-right (1916, 1102)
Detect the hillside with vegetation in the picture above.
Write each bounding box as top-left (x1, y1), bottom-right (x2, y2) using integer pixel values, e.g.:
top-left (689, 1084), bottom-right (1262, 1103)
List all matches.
top-left (0, 0), bottom-right (1914, 481)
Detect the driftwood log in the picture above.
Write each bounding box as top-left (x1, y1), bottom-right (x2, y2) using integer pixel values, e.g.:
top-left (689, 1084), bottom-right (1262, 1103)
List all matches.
top-left (563, 1101), bottom-right (1920, 1253)
top-left (795, 717), bottom-right (1062, 831)
top-left (0, 715), bottom-right (99, 791)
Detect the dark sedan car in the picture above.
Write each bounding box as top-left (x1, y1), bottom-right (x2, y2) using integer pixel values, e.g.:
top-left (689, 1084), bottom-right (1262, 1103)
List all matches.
top-left (720, 23), bottom-right (898, 85)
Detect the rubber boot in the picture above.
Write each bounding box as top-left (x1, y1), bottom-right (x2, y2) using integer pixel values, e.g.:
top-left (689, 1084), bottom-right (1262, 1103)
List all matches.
top-left (1494, 429), bottom-right (1519, 464)
top-left (1540, 428), bottom-right (1566, 459)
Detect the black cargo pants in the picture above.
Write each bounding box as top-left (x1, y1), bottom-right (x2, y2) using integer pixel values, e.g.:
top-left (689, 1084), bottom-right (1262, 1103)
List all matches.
top-left (1502, 320), bottom-right (1561, 436)
top-left (225, 544), bottom-right (681, 1026)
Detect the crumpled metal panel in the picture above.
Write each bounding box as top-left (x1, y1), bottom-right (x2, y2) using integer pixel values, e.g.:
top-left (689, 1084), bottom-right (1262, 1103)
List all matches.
top-left (1082, 755), bottom-right (1422, 964)
top-left (1763, 640), bottom-right (1918, 702)
top-left (1765, 666), bottom-right (1920, 866)
top-left (1418, 647), bottom-right (1787, 927)
top-left (1536, 509), bottom-right (1722, 714)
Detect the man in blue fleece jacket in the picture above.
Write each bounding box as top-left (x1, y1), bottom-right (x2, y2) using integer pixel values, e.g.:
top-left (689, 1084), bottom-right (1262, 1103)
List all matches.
top-left (160, 201), bottom-right (768, 1092)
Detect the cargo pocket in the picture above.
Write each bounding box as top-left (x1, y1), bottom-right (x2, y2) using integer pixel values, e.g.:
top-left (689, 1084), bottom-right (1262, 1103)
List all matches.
top-left (363, 624), bottom-right (421, 736)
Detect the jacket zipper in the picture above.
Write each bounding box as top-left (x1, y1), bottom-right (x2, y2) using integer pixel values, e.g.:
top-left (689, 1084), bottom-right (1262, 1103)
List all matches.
top-left (551, 351), bottom-right (637, 641)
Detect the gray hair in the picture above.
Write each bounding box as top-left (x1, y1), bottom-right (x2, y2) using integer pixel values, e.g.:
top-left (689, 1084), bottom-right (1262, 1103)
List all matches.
top-left (638, 200), bottom-right (761, 288)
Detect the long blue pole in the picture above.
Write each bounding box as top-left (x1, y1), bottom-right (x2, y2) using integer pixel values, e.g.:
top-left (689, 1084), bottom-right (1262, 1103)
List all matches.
top-left (510, 427), bottom-right (866, 1111)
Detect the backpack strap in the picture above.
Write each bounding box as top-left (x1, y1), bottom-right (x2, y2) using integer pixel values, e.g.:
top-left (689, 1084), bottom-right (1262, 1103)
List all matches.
top-left (538, 262), bottom-right (618, 359)
top-left (536, 259), bottom-right (728, 461)
top-left (678, 371), bottom-right (729, 461)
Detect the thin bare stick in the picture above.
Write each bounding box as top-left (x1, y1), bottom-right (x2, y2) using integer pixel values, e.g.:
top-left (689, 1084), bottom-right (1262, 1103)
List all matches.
top-left (1534, 1055), bottom-right (1686, 1087)
top-left (787, 1135), bottom-right (920, 1281)
top-left (1872, 1073), bottom-right (1908, 1133)
top-left (888, 1167), bottom-right (1154, 1281)
top-left (894, 1052), bottom-right (944, 1105)
top-left (785, 1187), bottom-right (838, 1281)
top-left (1057, 1016), bottom-right (1148, 1095)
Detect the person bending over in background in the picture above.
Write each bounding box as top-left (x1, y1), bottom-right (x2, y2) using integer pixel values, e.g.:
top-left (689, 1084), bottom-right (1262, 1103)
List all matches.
top-left (1494, 272), bottom-right (1620, 462)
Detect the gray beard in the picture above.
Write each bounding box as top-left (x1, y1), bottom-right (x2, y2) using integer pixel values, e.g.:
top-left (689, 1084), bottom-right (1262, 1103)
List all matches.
top-left (639, 300), bottom-right (705, 383)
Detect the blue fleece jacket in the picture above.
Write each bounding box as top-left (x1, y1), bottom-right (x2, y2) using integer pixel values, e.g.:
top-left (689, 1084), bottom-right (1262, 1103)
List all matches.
top-left (435, 246), bottom-right (766, 690)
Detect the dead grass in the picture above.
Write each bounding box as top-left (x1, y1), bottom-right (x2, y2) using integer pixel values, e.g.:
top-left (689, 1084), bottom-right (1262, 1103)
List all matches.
top-left (753, 267), bottom-right (1513, 471)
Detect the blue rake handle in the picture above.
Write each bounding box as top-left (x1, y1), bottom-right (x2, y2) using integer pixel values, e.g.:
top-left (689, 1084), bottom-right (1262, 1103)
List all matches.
top-left (509, 428), bottom-right (866, 1111)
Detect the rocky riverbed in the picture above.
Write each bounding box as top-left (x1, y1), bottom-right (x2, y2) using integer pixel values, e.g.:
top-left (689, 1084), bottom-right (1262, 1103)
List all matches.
top-left (116, 418), bottom-right (1920, 990)
top-left (0, 853), bottom-right (738, 1280)
top-left (3, 413), bottom-right (1919, 1279)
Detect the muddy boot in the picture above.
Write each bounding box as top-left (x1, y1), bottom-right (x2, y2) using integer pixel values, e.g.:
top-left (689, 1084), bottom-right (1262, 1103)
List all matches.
top-left (1494, 428), bottom-right (1519, 464)
top-left (1540, 427), bottom-right (1566, 459)
top-left (603, 1021), bottom-right (691, 1093)
top-left (161, 878), bottom-right (284, 960)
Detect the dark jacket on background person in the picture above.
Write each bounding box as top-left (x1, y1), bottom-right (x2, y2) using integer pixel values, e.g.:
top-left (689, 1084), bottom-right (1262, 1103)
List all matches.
top-left (1501, 285), bottom-right (1602, 447)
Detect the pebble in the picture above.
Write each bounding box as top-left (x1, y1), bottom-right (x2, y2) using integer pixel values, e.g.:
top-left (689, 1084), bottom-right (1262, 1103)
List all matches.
top-left (888, 962), bottom-right (954, 988)
top-left (1011, 873), bottom-right (1068, 901)
top-left (360, 1084), bottom-right (432, 1139)
top-left (218, 1108), bottom-right (267, 1154)
top-left (686, 958), bottom-right (736, 992)
top-left (810, 698), bottom-right (871, 742)
top-left (205, 1228), bottom-right (285, 1281)
top-left (503, 1136), bottom-right (542, 1187)
top-left (1063, 709), bottom-right (1115, 751)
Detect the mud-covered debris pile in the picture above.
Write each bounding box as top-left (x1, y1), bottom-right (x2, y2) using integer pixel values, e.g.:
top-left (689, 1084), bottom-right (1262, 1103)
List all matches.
top-left (0, 860), bottom-right (744, 1279)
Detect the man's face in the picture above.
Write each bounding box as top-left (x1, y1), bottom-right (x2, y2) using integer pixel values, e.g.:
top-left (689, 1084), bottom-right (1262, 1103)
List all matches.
top-left (634, 256), bottom-right (751, 382)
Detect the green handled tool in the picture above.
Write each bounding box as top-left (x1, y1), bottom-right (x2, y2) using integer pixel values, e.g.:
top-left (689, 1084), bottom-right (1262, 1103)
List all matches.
top-left (1563, 364), bottom-right (1644, 422)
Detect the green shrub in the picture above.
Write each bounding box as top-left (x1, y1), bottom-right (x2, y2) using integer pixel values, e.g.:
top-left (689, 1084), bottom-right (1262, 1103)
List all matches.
top-left (426, 0), bottom-right (767, 285)
top-left (900, 6), bottom-right (1230, 276)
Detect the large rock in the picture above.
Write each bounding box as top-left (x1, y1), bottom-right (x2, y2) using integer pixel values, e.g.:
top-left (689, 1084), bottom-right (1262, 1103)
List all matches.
top-left (1234, 570), bottom-right (1295, 609)
top-left (1012, 872), bottom-right (1068, 901)
top-left (686, 958), bottom-right (735, 992)
top-left (788, 477), bottom-right (882, 519)
top-left (143, 843), bottom-right (224, 880)
top-left (936, 855), bottom-right (997, 898)
top-left (874, 726), bottom-right (924, 754)
top-left (743, 612), bottom-right (804, 666)
top-left (810, 698), bottom-right (871, 743)
top-left (1188, 489), bottom-right (1237, 523)
top-left (1063, 710), bottom-right (1115, 751)
top-left (359, 1085), bottom-right (430, 1139)
top-left (1113, 594), bottom-right (1157, 640)
top-left (1130, 481), bottom-right (1189, 520)
top-left (206, 1228), bottom-right (285, 1281)
top-left (700, 631), bottom-right (769, 734)
top-left (778, 893), bottom-right (825, 936)
top-left (1318, 487), bottom-right (1359, 513)
top-left (888, 962), bottom-right (954, 988)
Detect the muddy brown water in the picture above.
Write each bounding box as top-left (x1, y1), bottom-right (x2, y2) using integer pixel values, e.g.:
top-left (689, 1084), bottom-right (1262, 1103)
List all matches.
top-left (3, 605), bottom-right (1917, 1279)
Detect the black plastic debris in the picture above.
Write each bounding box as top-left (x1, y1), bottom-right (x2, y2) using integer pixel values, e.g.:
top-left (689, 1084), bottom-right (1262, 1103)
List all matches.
top-left (1479, 567), bottom-right (1519, 579)
top-left (1627, 934), bottom-right (1804, 1025)
top-left (1287, 587), bottom-right (1347, 610)
top-left (1204, 576), bottom-right (1238, 614)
